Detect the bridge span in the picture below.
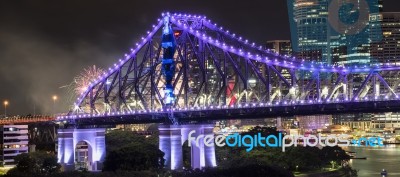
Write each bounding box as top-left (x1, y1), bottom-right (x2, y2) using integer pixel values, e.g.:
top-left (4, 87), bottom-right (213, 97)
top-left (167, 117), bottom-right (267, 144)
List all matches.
top-left (57, 13), bottom-right (400, 125)
top-left (53, 12), bottom-right (400, 171)
top-left (10, 12), bottom-right (400, 172)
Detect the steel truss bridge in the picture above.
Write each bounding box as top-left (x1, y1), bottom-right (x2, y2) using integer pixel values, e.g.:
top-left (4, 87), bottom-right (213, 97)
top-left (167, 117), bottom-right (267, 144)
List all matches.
top-left (57, 13), bottom-right (400, 125)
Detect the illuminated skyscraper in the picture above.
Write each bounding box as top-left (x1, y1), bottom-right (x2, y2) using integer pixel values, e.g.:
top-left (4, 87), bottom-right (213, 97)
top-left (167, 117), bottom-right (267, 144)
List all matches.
top-left (369, 12), bottom-right (400, 131)
top-left (287, 0), bottom-right (330, 63)
top-left (371, 12), bottom-right (400, 64)
top-left (287, 0), bottom-right (383, 65)
top-left (266, 40), bottom-right (292, 56)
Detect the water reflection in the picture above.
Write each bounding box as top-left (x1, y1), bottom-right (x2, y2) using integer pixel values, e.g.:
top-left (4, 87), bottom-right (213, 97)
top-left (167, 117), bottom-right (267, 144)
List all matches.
top-left (344, 145), bottom-right (400, 177)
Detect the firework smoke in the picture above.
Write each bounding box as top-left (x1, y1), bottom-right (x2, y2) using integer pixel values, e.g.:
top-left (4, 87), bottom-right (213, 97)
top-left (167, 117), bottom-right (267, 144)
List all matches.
top-left (73, 65), bottom-right (105, 96)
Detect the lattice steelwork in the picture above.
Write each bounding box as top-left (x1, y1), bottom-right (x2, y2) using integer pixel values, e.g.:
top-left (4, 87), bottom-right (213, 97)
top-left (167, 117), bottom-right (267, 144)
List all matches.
top-left (59, 13), bottom-right (400, 125)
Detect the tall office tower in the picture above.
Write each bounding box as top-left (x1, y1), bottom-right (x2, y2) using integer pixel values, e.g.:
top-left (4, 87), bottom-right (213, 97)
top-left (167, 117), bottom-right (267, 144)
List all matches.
top-left (0, 125), bottom-right (29, 167)
top-left (336, 0), bottom-right (383, 65)
top-left (371, 12), bottom-right (400, 64)
top-left (287, 0), bottom-right (383, 65)
top-left (287, 0), bottom-right (330, 63)
top-left (266, 40), bottom-right (292, 56)
top-left (287, 0), bottom-right (382, 127)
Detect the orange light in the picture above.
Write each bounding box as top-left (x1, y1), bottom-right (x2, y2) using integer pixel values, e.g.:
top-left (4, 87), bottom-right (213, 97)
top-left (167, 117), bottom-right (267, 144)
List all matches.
top-left (3, 101), bottom-right (8, 106)
top-left (174, 31), bottom-right (181, 37)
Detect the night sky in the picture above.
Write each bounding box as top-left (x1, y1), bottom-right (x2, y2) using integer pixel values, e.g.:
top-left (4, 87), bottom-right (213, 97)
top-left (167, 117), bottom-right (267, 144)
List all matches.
top-left (1, 0), bottom-right (400, 115)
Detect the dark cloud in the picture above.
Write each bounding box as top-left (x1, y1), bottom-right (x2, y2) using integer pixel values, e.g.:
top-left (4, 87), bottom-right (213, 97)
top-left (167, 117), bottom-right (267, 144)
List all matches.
top-left (0, 0), bottom-right (399, 115)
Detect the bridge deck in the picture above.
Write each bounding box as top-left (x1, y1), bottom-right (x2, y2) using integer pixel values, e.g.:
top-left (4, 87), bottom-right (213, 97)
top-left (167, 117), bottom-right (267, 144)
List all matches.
top-left (58, 100), bottom-right (400, 125)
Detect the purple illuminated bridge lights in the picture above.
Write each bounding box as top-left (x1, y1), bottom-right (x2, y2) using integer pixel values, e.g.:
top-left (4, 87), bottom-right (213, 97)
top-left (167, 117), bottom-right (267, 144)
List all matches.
top-left (59, 12), bottom-right (400, 121)
top-left (58, 95), bottom-right (399, 120)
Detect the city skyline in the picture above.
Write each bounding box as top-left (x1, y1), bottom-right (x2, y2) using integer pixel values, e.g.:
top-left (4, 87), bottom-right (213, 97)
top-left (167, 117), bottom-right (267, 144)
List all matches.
top-left (0, 2), bottom-right (400, 176)
top-left (2, 0), bottom-right (400, 115)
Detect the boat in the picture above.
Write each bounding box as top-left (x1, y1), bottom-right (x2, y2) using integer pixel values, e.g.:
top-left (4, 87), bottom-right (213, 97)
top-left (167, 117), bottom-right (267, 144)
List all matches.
top-left (381, 169), bottom-right (388, 177)
top-left (346, 151), bottom-right (356, 158)
top-left (346, 151), bottom-right (367, 160)
top-left (350, 157), bottom-right (367, 160)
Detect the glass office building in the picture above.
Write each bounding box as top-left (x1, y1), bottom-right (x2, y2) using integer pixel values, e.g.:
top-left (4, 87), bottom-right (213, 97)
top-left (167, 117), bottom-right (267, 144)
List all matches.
top-left (288, 0), bottom-right (330, 63)
top-left (371, 12), bottom-right (400, 65)
top-left (266, 40), bottom-right (293, 56)
top-left (287, 0), bottom-right (383, 65)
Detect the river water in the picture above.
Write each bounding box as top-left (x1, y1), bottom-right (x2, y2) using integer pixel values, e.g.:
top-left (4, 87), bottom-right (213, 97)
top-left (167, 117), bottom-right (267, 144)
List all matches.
top-left (344, 145), bottom-right (400, 177)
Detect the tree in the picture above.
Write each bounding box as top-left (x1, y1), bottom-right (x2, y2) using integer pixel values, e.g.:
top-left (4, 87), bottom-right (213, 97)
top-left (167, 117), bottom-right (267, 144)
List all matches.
top-left (103, 130), bottom-right (164, 171)
top-left (105, 130), bottom-right (147, 153)
top-left (214, 126), bottom-right (352, 173)
top-left (283, 146), bottom-right (323, 171)
top-left (6, 152), bottom-right (60, 177)
top-left (245, 126), bottom-right (280, 137)
top-left (182, 141), bottom-right (191, 169)
top-left (320, 146), bottom-right (350, 166)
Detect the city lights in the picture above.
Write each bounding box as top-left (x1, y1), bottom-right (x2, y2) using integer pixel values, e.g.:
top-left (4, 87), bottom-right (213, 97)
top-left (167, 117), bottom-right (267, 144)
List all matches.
top-left (4, 0), bottom-right (400, 173)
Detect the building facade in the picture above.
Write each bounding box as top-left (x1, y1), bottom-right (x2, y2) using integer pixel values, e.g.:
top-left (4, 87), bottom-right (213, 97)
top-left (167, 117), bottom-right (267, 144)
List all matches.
top-left (371, 12), bottom-right (400, 64)
top-left (371, 113), bottom-right (400, 130)
top-left (266, 40), bottom-right (292, 56)
top-left (332, 113), bottom-right (372, 125)
top-left (287, 0), bottom-right (330, 63)
top-left (287, 0), bottom-right (389, 130)
top-left (296, 115), bottom-right (332, 133)
top-left (369, 12), bottom-right (400, 131)
top-left (287, 0), bottom-right (383, 65)
top-left (341, 121), bottom-right (372, 131)
top-left (0, 125), bottom-right (29, 167)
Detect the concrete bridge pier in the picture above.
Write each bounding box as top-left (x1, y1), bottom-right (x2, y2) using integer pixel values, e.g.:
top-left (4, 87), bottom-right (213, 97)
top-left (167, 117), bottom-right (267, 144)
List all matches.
top-left (57, 128), bottom-right (106, 171)
top-left (159, 124), bottom-right (217, 170)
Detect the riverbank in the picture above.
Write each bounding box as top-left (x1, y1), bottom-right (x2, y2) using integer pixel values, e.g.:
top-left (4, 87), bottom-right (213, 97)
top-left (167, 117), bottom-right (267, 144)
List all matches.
top-left (295, 169), bottom-right (342, 177)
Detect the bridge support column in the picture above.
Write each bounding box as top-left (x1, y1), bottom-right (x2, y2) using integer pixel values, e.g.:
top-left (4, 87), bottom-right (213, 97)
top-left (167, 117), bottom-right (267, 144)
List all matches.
top-left (203, 126), bottom-right (217, 168)
top-left (57, 130), bottom-right (74, 171)
top-left (159, 124), bottom-right (216, 170)
top-left (57, 128), bottom-right (106, 171)
top-left (159, 125), bottom-right (183, 170)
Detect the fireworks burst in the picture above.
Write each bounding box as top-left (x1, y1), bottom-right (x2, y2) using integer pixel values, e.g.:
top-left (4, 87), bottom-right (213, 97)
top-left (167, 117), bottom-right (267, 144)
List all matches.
top-left (73, 65), bottom-right (105, 96)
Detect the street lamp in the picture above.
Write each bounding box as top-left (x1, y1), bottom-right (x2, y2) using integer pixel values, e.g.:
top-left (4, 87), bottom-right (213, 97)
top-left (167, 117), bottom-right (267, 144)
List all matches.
top-left (52, 95), bottom-right (58, 115)
top-left (3, 101), bottom-right (8, 118)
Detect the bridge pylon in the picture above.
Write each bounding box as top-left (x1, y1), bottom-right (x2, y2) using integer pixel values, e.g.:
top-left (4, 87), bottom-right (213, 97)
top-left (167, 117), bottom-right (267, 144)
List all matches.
top-left (159, 124), bottom-right (216, 170)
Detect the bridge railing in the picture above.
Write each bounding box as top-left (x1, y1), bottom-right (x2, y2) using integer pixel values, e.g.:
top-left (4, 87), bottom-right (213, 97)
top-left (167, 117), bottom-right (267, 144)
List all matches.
top-left (58, 95), bottom-right (400, 121)
top-left (0, 116), bottom-right (55, 125)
